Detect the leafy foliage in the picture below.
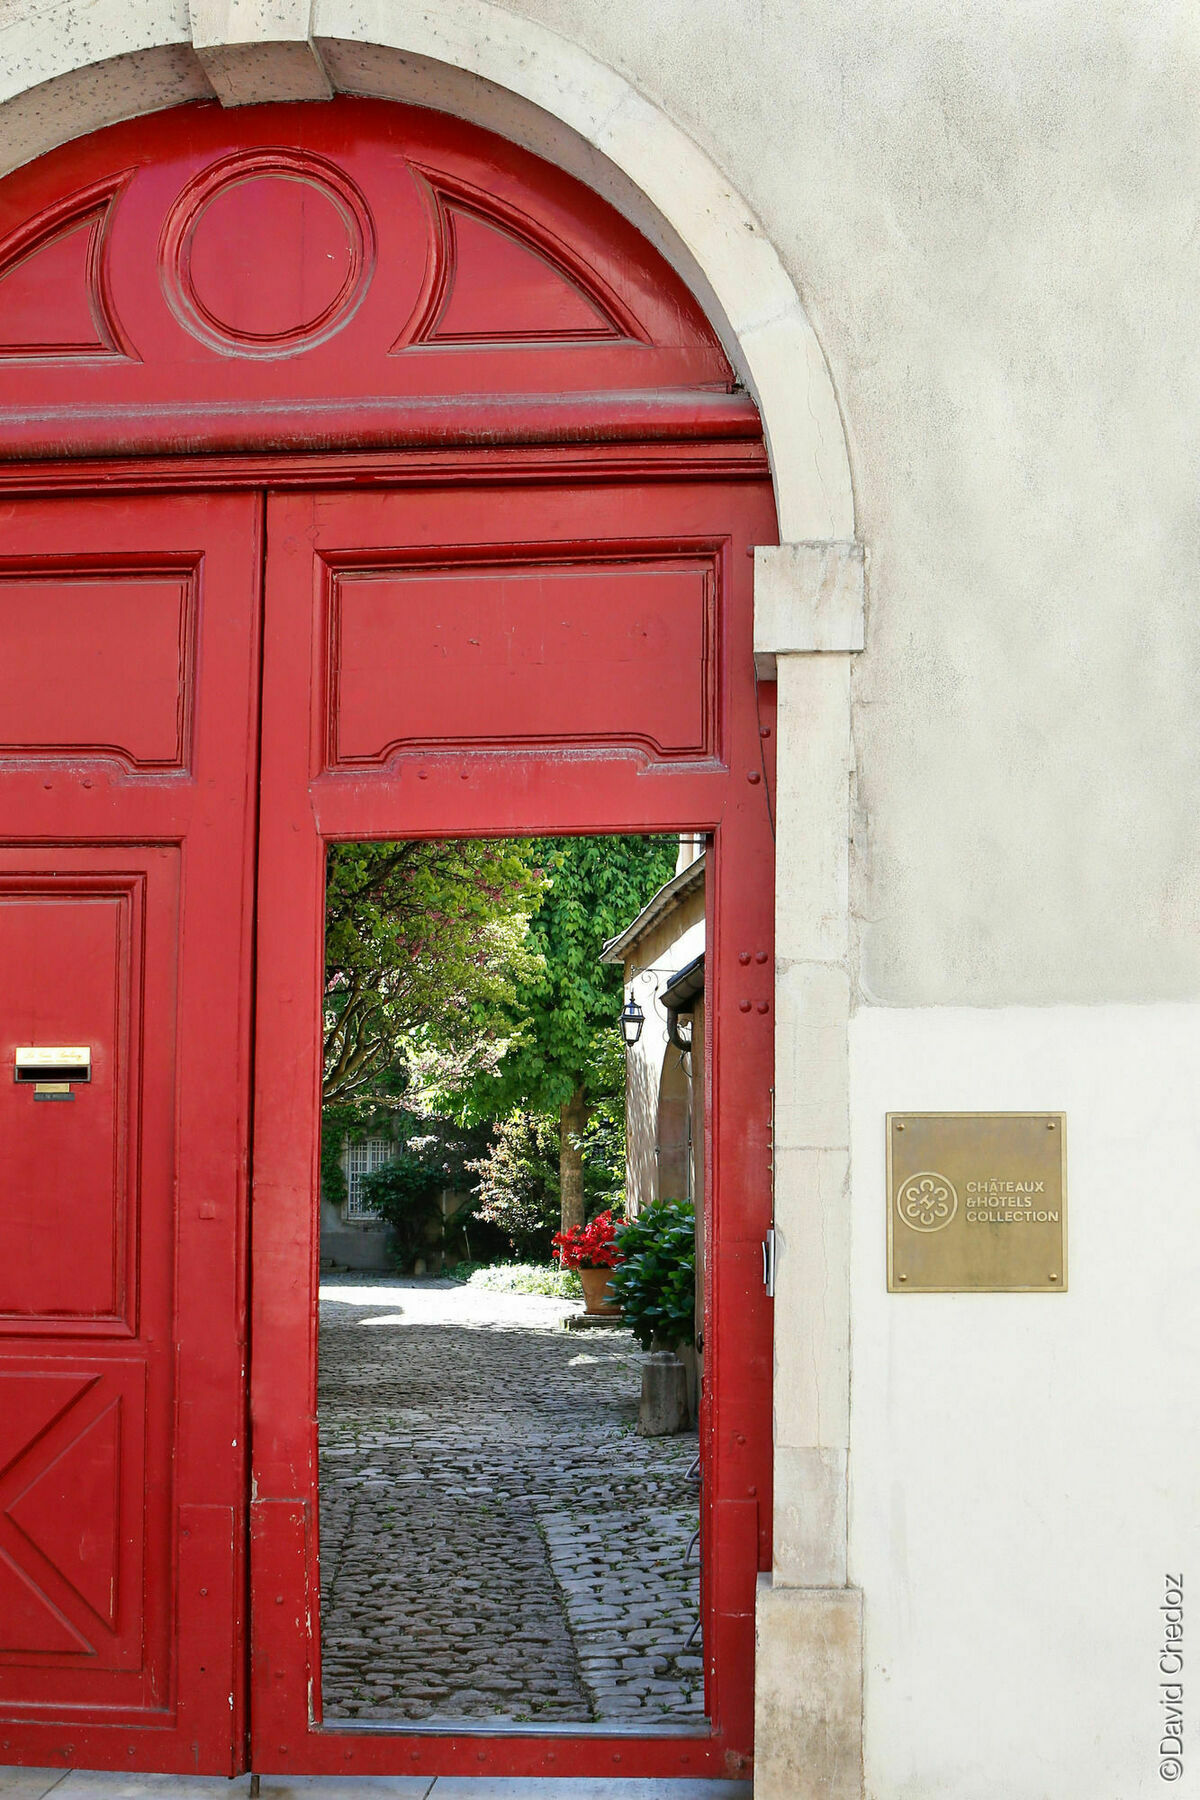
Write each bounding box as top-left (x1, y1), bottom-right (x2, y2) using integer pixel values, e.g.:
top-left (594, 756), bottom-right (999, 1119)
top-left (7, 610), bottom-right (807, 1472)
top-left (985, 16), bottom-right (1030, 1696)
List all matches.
top-left (461, 1262), bottom-right (583, 1299)
top-left (359, 1149), bottom-right (442, 1269)
top-left (470, 834), bottom-right (678, 1119)
top-left (319, 1103), bottom-right (357, 1209)
top-left (320, 1085), bottom-right (412, 1208)
top-left (574, 1027), bottom-right (631, 1208)
top-left (609, 1200), bottom-right (697, 1350)
top-left (323, 839), bottom-right (546, 1104)
top-left (349, 1109), bottom-right (494, 1269)
top-left (462, 833), bottom-right (677, 1232)
top-left (469, 1112), bottom-right (562, 1257)
top-left (468, 1060), bottom-right (628, 1259)
top-left (320, 831), bottom-right (678, 1248)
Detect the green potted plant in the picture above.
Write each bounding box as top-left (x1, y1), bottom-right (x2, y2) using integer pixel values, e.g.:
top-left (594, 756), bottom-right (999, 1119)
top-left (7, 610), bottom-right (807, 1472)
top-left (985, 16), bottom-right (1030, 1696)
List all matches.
top-left (609, 1199), bottom-right (696, 1350)
top-left (609, 1200), bottom-right (696, 1434)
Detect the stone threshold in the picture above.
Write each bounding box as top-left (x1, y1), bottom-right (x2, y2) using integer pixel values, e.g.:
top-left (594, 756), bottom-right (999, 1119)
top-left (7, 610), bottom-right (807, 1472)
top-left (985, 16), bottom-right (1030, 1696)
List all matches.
top-left (2, 1773), bottom-right (752, 1799)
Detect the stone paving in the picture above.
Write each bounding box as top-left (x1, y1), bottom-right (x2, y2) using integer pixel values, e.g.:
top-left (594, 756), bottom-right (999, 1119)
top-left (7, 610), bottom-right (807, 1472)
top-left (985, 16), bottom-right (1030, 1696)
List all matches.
top-left (317, 1276), bottom-right (703, 1727)
top-left (0, 1773), bottom-right (752, 1797)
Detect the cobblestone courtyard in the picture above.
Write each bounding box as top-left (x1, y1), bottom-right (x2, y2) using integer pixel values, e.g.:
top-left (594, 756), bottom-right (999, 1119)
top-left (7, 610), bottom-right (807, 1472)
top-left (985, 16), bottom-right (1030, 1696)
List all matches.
top-left (317, 1275), bottom-right (704, 1727)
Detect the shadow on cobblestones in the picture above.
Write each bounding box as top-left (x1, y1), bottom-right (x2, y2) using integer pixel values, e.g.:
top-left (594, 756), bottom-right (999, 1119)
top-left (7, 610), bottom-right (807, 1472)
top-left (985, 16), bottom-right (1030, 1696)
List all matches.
top-left (318, 1274), bottom-right (704, 1727)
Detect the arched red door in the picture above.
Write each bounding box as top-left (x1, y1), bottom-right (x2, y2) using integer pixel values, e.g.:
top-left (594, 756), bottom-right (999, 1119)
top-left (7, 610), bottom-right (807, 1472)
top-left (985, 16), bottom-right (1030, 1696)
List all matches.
top-left (0, 100), bottom-right (777, 1781)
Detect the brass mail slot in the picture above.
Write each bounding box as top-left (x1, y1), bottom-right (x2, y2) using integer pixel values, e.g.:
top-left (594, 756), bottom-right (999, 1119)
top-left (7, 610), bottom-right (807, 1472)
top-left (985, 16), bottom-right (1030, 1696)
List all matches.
top-left (14, 1046), bottom-right (91, 1099)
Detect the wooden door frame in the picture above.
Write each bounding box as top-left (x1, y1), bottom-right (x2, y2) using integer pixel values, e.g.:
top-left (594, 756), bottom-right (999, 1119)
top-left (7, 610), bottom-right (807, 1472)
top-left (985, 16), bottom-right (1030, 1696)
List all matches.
top-left (247, 473), bottom-right (777, 1783)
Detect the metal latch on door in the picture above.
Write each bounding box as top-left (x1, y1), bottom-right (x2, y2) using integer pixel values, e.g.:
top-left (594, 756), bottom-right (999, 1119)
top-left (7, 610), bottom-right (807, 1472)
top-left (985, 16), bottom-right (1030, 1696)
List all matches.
top-left (762, 1227), bottom-right (776, 1298)
top-left (14, 1045), bottom-right (91, 1100)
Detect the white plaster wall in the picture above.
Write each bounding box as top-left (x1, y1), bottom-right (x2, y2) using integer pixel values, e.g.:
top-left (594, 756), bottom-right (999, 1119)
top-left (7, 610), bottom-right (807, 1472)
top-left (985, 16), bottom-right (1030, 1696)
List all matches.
top-left (467, 0), bottom-right (1200, 1008)
top-left (850, 1004), bottom-right (1200, 1800)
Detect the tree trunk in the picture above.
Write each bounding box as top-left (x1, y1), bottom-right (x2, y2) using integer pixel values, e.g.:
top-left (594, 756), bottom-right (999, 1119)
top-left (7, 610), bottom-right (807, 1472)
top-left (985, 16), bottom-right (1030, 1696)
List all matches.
top-left (559, 1084), bottom-right (590, 1234)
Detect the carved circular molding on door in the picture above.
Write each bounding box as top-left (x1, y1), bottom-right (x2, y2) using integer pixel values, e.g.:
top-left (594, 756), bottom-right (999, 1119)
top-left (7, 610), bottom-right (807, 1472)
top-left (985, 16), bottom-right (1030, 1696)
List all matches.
top-left (895, 1172), bottom-right (959, 1232)
top-left (160, 150), bottom-right (376, 356)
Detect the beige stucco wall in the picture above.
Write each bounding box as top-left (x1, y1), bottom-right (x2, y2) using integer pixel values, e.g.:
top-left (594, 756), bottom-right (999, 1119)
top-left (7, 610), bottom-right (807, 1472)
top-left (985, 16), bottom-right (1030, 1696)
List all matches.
top-left (485, 0), bottom-right (1200, 1008)
top-left (619, 890), bottom-right (705, 1214)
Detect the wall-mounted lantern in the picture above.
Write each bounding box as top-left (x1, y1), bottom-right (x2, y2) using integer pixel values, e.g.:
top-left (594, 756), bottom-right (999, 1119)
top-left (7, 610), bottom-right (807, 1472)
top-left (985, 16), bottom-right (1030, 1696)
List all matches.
top-left (618, 992), bottom-right (645, 1047)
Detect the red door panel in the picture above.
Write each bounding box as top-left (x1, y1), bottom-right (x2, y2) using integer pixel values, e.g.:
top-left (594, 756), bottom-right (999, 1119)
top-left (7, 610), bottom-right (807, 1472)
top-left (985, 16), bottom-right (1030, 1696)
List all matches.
top-left (0, 1358), bottom-right (147, 1677)
top-left (329, 550), bottom-right (714, 762)
top-left (0, 498), bottom-right (261, 1774)
top-left (0, 883), bottom-right (135, 1325)
top-left (250, 479), bottom-right (776, 1783)
top-left (0, 569), bottom-right (196, 767)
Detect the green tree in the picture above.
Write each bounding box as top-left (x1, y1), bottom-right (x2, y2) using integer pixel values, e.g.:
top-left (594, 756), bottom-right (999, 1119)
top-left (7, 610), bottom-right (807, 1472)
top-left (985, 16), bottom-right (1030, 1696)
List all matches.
top-left (467, 835), bottom-right (677, 1233)
top-left (322, 838), bottom-right (546, 1104)
top-left (470, 1050), bottom-right (627, 1258)
top-left (469, 1112), bottom-right (562, 1257)
top-left (356, 1109), bottom-right (493, 1269)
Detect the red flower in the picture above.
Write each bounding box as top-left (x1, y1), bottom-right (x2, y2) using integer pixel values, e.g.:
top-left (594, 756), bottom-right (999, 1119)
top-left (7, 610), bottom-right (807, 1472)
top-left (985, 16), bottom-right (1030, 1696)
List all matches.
top-left (552, 1209), bottom-right (626, 1270)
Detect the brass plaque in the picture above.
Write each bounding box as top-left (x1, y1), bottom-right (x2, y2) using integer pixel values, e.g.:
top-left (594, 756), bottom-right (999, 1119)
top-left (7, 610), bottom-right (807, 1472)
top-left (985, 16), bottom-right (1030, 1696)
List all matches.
top-left (887, 1113), bottom-right (1066, 1292)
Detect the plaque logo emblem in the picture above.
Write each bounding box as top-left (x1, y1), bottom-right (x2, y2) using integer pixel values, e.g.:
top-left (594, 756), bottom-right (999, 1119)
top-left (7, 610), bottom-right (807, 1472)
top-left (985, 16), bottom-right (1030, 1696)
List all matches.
top-left (896, 1171), bottom-right (958, 1233)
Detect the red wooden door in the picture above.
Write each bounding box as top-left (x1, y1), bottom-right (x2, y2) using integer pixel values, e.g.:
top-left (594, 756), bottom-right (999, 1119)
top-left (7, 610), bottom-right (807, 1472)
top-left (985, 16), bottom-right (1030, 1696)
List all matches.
top-left (249, 478), bottom-right (776, 1782)
top-left (0, 495), bottom-right (261, 1774)
top-left (0, 95), bottom-right (779, 1784)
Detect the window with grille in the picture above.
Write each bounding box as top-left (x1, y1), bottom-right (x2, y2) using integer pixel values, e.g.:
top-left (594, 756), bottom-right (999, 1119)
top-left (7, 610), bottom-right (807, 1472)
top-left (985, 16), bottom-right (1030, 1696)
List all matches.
top-left (343, 1137), bottom-right (393, 1219)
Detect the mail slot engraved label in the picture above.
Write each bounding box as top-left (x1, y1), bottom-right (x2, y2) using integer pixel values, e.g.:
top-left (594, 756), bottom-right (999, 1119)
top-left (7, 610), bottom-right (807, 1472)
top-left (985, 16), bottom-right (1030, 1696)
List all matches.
top-left (887, 1112), bottom-right (1066, 1292)
top-left (15, 1045), bottom-right (91, 1079)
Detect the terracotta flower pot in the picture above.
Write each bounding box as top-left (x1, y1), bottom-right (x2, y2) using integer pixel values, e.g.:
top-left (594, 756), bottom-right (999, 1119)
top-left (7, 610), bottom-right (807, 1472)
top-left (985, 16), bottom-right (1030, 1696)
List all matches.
top-left (579, 1266), bottom-right (621, 1315)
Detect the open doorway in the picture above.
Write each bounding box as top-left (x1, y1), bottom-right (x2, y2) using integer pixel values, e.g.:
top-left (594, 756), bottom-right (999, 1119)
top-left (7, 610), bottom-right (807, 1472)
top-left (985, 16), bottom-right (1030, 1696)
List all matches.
top-left (314, 833), bottom-right (709, 1727)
